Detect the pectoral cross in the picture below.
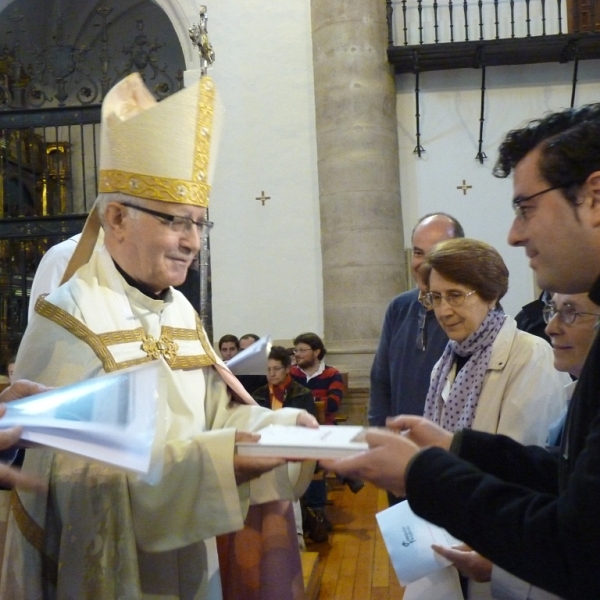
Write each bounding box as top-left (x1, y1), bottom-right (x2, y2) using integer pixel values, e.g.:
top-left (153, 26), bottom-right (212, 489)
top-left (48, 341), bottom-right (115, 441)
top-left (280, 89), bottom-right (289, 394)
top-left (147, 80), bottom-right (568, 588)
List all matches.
top-left (456, 180), bottom-right (473, 195)
top-left (256, 191), bottom-right (271, 206)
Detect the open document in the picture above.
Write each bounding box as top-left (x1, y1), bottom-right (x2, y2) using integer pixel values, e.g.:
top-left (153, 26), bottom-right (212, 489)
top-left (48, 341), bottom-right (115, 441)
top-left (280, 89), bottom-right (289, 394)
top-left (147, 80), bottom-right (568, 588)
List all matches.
top-left (226, 335), bottom-right (271, 375)
top-left (236, 424), bottom-right (368, 459)
top-left (376, 500), bottom-right (462, 588)
top-left (0, 361), bottom-right (166, 478)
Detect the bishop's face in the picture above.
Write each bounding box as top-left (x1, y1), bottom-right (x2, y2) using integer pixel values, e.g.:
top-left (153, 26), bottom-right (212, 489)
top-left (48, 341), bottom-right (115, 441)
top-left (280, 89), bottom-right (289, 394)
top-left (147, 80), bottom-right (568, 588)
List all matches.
top-left (118, 199), bottom-right (205, 293)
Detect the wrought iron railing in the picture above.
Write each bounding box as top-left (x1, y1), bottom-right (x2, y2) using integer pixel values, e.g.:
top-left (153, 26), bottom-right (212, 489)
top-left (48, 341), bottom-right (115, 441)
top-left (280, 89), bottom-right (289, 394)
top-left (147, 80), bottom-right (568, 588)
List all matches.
top-left (387, 0), bottom-right (572, 46)
top-left (386, 0), bottom-right (600, 160)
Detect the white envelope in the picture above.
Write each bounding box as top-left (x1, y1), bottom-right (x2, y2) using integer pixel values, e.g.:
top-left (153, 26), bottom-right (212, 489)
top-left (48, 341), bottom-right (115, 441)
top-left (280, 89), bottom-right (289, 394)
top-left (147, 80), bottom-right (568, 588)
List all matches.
top-left (376, 500), bottom-right (462, 586)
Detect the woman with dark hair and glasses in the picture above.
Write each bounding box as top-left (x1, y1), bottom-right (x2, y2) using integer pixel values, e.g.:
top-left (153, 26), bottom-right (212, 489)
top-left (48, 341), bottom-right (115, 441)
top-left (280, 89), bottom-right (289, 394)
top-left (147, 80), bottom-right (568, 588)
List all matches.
top-left (412, 238), bottom-right (571, 599)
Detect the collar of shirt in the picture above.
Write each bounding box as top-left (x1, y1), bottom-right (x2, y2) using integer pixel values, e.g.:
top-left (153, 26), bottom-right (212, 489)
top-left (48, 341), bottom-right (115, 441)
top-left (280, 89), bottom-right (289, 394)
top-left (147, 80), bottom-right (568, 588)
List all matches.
top-left (113, 259), bottom-right (170, 301)
top-left (297, 360), bottom-right (325, 382)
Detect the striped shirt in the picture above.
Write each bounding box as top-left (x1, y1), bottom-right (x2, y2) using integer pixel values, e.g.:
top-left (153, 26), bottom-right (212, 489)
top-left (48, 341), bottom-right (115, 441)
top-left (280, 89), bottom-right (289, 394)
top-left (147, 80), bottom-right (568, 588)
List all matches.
top-left (291, 362), bottom-right (344, 425)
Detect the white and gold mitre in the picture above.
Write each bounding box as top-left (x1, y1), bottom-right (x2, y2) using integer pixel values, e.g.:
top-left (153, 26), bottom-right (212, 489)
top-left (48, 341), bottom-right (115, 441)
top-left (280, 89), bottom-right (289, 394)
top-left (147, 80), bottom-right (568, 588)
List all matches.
top-left (98, 73), bottom-right (218, 208)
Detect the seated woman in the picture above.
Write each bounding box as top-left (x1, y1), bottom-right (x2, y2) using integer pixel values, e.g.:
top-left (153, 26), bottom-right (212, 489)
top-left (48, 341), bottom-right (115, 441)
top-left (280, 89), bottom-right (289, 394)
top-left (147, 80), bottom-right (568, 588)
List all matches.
top-left (252, 347), bottom-right (322, 545)
top-left (420, 238), bottom-right (570, 445)
top-left (432, 291), bottom-right (600, 600)
top-left (252, 346), bottom-right (316, 416)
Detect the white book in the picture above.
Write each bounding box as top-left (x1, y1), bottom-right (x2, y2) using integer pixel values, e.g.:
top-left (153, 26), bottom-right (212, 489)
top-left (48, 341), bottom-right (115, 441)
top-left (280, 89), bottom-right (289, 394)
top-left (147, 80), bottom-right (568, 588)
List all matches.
top-left (236, 424), bottom-right (368, 459)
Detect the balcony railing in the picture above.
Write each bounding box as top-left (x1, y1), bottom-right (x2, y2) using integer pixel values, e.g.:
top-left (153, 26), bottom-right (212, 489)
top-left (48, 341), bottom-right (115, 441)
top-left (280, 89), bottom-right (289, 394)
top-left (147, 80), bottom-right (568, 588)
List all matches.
top-left (386, 0), bottom-right (600, 72)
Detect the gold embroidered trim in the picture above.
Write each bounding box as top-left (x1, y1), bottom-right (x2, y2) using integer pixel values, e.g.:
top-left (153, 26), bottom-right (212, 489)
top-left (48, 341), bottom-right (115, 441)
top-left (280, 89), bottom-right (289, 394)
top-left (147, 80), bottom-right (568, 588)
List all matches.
top-left (98, 171), bottom-right (210, 208)
top-left (98, 329), bottom-right (144, 345)
top-left (193, 77), bottom-right (215, 197)
top-left (36, 298), bottom-right (217, 372)
top-left (111, 357), bottom-right (154, 370)
top-left (171, 355), bottom-right (214, 370)
top-left (36, 298), bottom-right (120, 373)
top-left (98, 76), bottom-right (215, 209)
top-left (11, 491), bottom-right (58, 586)
top-left (195, 313), bottom-right (218, 364)
top-left (162, 326), bottom-right (199, 341)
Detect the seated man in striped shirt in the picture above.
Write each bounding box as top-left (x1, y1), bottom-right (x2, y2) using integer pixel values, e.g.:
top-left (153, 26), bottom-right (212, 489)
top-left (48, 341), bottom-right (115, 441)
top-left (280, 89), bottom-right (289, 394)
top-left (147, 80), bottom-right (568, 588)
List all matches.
top-left (291, 332), bottom-right (344, 425)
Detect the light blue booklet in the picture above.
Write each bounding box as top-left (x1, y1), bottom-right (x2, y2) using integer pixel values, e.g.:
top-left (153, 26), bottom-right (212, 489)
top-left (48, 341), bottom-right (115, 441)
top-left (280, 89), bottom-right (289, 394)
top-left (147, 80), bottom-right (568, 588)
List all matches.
top-left (0, 361), bottom-right (166, 479)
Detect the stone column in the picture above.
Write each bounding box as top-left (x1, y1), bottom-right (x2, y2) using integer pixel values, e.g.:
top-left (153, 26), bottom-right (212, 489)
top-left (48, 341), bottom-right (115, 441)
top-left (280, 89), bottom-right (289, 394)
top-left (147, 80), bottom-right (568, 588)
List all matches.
top-left (311, 0), bottom-right (405, 392)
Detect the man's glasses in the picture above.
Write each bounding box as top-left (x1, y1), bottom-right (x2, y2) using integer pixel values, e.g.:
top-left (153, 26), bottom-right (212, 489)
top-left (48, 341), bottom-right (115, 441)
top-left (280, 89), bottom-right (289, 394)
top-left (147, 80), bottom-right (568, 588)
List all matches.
top-left (543, 303), bottom-right (600, 325)
top-left (267, 366), bottom-right (286, 374)
top-left (293, 347), bottom-right (312, 354)
top-left (512, 185), bottom-right (564, 220)
top-left (120, 202), bottom-right (213, 239)
top-left (421, 290), bottom-right (476, 309)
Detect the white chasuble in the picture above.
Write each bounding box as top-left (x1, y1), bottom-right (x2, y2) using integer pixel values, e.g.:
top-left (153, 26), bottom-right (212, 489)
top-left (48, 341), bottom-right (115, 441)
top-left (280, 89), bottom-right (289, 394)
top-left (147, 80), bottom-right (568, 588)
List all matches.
top-left (0, 247), bottom-right (312, 600)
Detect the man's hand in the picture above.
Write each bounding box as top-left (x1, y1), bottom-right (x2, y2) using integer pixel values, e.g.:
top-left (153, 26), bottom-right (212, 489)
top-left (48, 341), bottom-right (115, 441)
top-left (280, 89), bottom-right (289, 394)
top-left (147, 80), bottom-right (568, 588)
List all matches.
top-left (0, 383), bottom-right (51, 492)
top-left (0, 379), bottom-right (50, 403)
top-left (233, 431), bottom-right (286, 485)
top-left (319, 428), bottom-right (420, 497)
top-left (386, 415), bottom-right (453, 451)
top-left (296, 411), bottom-right (319, 428)
top-left (432, 544), bottom-right (493, 582)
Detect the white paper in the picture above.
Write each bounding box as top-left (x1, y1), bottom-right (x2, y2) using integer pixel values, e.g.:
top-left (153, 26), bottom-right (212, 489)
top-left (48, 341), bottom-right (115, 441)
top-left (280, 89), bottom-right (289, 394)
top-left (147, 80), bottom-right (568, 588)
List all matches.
top-left (236, 424), bottom-right (368, 459)
top-left (1, 361), bottom-right (166, 478)
top-left (376, 500), bottom-right (462, 586)
top-left (226, 335), bottom-right (271, 375)
top-left (402, 567), bottom-right (463, 600)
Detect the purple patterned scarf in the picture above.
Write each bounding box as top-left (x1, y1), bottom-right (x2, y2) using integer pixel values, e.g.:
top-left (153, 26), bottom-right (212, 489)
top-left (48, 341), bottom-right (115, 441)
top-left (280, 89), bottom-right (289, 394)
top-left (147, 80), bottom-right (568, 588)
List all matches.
top-left (423, 309), bottom-right (506, 432)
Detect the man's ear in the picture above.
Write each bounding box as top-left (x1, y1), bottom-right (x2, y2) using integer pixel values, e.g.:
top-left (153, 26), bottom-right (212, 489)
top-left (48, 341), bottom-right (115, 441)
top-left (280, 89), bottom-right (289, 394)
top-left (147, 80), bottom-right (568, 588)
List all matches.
top-left (103, 202), bottom-right (128, 239)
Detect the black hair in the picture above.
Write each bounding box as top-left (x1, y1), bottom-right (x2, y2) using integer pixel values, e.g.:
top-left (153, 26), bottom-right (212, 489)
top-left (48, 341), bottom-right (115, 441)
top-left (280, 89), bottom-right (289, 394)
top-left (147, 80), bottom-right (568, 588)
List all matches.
top-left (494, 103), bottom-right (600, 205)
top-left (218, 334), bottom-right (239, 349)
top-left (268, 345), bottom-right (291, 368)
top-left (293, 332), bottom-right (326, 360)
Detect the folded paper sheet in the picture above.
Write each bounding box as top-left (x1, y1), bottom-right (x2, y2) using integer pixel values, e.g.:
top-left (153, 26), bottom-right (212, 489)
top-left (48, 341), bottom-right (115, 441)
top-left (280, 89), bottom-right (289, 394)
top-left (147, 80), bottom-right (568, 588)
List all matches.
top-left (376, 500), bottom-right (462, 587)
top-left (0, 361), bottom-right (166, 477)
top-left (226, 335), bottom-right (272, 375)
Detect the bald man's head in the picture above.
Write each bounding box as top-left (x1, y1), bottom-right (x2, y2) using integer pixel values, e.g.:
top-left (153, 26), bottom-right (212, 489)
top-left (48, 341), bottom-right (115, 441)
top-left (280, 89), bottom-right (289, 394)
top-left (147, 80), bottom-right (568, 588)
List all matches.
top-left (411, 213), bottom-right (464, 290)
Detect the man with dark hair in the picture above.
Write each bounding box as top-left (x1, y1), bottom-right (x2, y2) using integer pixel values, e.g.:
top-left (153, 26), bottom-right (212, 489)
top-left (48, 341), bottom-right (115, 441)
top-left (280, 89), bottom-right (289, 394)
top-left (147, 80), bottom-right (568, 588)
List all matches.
top-left (291, 332), bottom-right (344, 425)
top-left (322, 103), bottom-right (600, 599)
top-left (369, 213), bottom-right (465, 505)
top-left (239, 333), bottom-right (260, 351)
top-left (218, 334), bottom-right (239, 360)
top-left (291, 332), bottom-right (346, 535)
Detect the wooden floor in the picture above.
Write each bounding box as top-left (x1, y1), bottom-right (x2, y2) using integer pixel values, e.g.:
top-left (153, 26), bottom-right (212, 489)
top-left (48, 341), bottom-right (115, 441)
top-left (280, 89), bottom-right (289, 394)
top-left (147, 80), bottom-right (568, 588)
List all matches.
top-left (305, 479), bottom-right (405, 600)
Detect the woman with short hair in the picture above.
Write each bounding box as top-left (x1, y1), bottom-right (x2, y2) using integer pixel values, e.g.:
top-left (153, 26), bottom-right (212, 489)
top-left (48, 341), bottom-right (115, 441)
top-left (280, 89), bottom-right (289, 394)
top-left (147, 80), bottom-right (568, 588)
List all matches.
top-left (419, 238), bottom-right (570, 445)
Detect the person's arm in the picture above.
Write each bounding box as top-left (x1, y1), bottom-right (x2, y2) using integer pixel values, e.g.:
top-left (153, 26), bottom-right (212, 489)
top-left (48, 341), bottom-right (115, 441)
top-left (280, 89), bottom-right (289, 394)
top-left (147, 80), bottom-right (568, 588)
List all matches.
top-left (369, 302), bottom-right (395, 426)
top-left (0, 383), bottom-right (50, 491)
top-left (323, 368), bottom-right (344, 414)
top-left (491, 565), bottom-right (565, 600)
top-left (456, 429), bottom-right (559, 494)
top-left (405, 427), bottom-right (600, 599)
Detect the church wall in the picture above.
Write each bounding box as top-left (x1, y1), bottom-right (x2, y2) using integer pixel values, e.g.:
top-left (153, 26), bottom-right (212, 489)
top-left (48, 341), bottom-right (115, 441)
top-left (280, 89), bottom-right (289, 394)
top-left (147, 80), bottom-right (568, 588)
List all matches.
top-left (207, 0), bottom-right (323, 344)
top-left (396, 60), bottom-right (600, 317)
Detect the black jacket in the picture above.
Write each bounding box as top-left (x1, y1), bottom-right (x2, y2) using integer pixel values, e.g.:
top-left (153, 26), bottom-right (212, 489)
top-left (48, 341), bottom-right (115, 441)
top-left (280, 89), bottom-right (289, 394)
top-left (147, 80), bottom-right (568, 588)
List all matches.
top-left (404, 275), bottom-right (600, 600)
top-left (252, 379), bottom-right (317, 417)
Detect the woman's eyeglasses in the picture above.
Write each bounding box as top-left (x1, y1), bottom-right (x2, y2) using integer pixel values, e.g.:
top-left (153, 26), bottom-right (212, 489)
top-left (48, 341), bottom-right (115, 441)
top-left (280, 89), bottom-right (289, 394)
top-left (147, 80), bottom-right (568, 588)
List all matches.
top-left (420, 290), bottom-right (476, 309)
top-left (543, 303), bottom-right (600, 325)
